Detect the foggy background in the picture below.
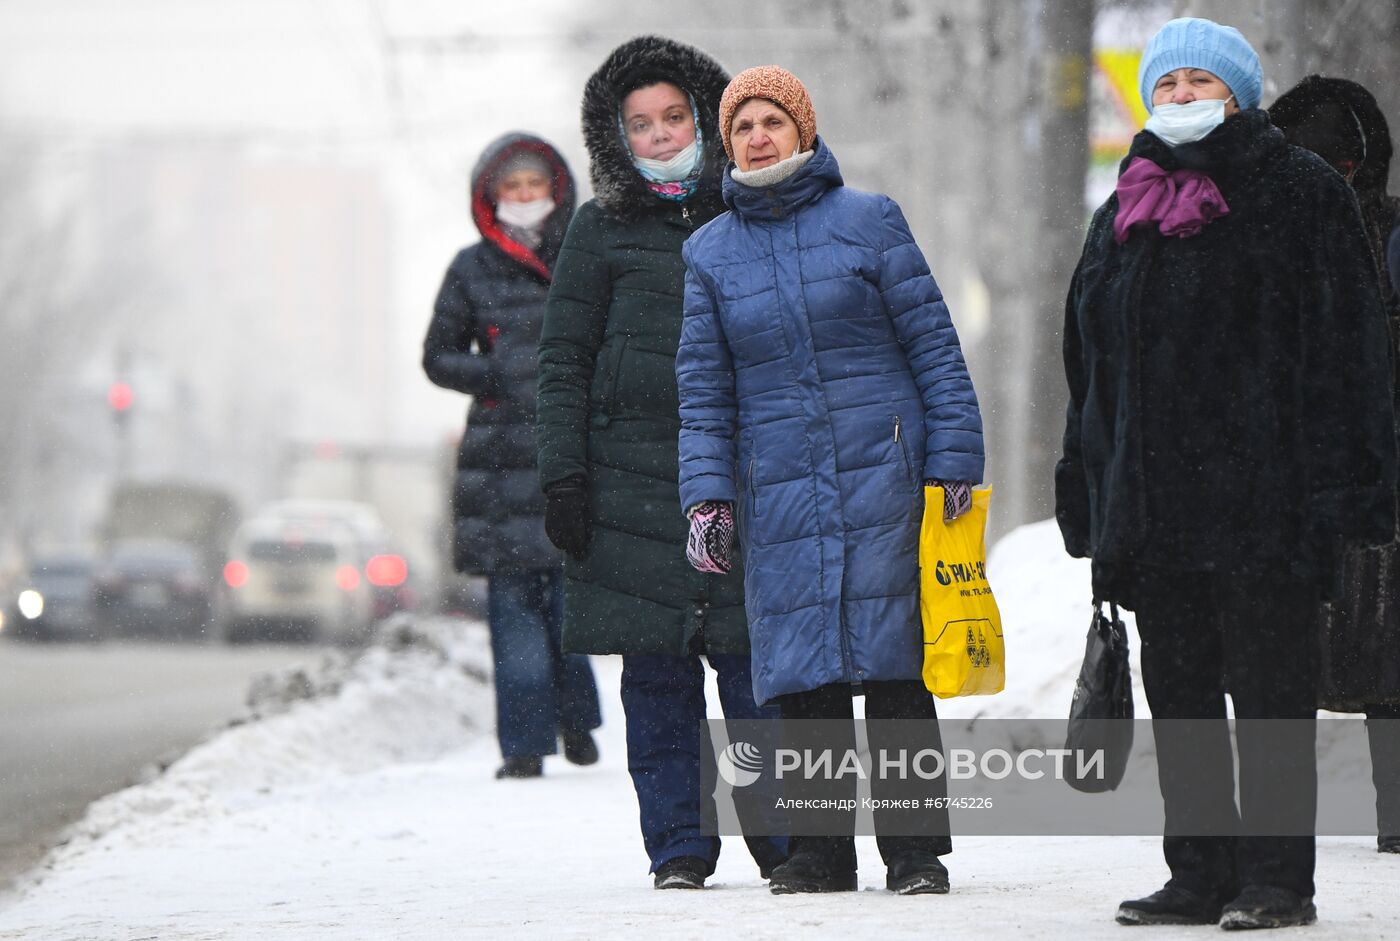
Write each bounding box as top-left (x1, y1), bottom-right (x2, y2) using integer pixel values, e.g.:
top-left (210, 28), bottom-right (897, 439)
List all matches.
top-left (4, 0), bottom-right (1400, 590)
top-left (6, 0), bottom-right (1400, 904)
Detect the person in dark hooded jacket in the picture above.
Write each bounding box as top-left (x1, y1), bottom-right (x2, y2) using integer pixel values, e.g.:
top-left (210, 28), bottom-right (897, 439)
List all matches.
top-left (535, 36), bottom-right (787, 890)
top-left (1271, 75), bottom-right (1400, 856)
top-left (1056, 18), bottom-right (1397, 929)
top-left (423, 133), bottom-right (601, 781)
top-left (1271, 75), bottom-right (1400, 851)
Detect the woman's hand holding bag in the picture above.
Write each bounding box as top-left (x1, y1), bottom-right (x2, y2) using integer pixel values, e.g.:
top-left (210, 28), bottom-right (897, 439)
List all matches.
top-left (928, 479), bottom-right (974, 521)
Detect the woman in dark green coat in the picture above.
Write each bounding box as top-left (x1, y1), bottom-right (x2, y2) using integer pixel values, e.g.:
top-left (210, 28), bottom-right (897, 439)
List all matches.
top-left (536, 35), bottom-right (785, 889)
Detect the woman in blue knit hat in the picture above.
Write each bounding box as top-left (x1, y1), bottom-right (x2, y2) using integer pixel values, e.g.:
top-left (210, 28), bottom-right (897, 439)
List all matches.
top-left (1055, 17), bottom-right (1397, 930)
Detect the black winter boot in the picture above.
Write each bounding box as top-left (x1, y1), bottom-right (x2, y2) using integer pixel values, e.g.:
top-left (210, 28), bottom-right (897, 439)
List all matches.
top-left (885, 851), bottom-right (950, 895)
top-left (768, 836), bottom-right (857, 894)
top-left (562, 729), bottom-right (599, 766)
top-left (1115, 884), bottom-right (1224, 926)
top-left (494, 756), bottom-right (543, 779)
top-left (653, 856), bottom-right (708, 890)
top-left (1379, 835), bottom-right (1400, 854)
top-left (1219, 885), bottom-right (1317, 930)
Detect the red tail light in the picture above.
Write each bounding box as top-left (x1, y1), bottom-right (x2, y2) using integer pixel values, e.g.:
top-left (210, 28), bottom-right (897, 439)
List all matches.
top-left (224, 560), bottom-right (249, 588)
top-left (336, 565), bottom-right (361, 591)
top-left (366, 554), bottom-right (408, 588)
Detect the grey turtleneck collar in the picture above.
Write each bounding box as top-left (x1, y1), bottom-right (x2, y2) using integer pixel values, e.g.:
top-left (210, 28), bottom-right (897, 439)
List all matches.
top-left (730, 148), bottom-right (815, 190)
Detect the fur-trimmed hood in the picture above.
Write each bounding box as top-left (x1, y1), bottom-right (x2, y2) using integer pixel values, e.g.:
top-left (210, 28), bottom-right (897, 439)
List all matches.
top-left (580, 35), bottom-right (730, 220)
top-left (469, 132), bottom-right (576, 280)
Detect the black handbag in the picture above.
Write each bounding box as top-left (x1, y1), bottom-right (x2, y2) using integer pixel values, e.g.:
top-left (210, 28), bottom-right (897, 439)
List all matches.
top-left (1065, 600), bottom-right (1134, 793)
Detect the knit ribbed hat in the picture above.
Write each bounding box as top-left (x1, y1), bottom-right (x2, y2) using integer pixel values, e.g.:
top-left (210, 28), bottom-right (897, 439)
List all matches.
top-left (718, 66), bottom-right (816, 160)
top-left (1138, 17), bottom-right (1263, 113)
top-left (496, 151), bottom-right (551, 181)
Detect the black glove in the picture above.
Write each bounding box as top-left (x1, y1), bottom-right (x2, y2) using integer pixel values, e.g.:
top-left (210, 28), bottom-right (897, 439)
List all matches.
top-left (545, 477), bottom-right (591, 559)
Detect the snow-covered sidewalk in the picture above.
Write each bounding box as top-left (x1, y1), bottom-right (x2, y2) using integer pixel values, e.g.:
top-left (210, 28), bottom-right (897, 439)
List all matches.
top-left (1, 523), bottom-right (1397, 939)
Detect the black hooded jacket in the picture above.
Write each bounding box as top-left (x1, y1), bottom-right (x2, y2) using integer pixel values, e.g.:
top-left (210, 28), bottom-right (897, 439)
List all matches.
top-left (534, 36), bottom-right (749, 656)
top-left (1272, 76), bottom-right (1400, 707)
top-left (1271, 74), bottom-right (1400, 316)
top-left (1056, 109), bottom-right (1398, 606)
top-left (423, 133), bottom-right (576, 574)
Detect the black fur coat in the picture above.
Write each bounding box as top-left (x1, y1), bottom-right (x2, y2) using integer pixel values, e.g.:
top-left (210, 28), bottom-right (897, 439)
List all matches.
top-left (1056, 110), bottom-right (1398, 607)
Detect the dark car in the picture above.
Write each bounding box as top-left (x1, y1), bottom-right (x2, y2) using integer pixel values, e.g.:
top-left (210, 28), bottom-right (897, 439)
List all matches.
top-left (93, 539), bottom-right (219, 641)
top-left (6, 552), bottom-right (98, 642)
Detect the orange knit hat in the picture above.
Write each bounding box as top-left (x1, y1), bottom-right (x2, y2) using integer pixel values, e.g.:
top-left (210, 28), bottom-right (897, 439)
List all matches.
top-left (718, 66), bottom-right (817, 160)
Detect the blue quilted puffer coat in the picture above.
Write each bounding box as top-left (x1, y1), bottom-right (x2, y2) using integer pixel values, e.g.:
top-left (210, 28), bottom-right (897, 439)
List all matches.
top-left (677, 138), bottom-right (984, 704)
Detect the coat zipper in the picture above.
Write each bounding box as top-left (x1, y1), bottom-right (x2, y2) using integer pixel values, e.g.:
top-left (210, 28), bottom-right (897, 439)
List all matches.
top-left (747, 458), bottom-right (758, 517)
top-left (895, 416), bottom-right (913, 483)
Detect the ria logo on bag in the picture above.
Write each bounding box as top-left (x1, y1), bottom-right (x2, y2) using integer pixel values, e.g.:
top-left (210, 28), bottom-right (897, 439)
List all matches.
top-left (933, 558), bottom-right (992, 596)
top-left (717, 741), bottom-right (764, 788)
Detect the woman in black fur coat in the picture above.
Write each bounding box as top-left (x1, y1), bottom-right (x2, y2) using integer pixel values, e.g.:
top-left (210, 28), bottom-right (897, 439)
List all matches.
top-left (1056, 17), bottom-right (1397, 930)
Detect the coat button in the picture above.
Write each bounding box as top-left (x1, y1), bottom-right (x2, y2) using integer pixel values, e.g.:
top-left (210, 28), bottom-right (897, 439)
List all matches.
top-left (694, 607), bottom-right (705, 617)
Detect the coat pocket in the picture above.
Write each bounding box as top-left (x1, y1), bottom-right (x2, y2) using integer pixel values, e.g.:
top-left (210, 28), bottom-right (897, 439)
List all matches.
top-left (589, 335), bottom-right (628, 425)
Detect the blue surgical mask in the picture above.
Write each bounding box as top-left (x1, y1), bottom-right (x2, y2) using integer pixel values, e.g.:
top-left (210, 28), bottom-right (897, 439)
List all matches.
top-left (633, 139), bottom-right (702, 183)
top-left (1145, 96), bottom-right (1234, 146)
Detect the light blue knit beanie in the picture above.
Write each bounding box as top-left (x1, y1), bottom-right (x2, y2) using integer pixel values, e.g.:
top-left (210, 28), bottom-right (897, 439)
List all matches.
top-left (1138, 17), bottom-right (1263, 113)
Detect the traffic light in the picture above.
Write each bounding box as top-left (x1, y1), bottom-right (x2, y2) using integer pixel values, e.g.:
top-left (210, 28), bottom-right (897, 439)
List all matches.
top-left (107, 382), bottom-right (134, 422)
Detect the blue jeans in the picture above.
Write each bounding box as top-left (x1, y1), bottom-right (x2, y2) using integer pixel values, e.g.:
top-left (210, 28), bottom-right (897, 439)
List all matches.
top-left (620, 652), bottom-right (788, 875)
top-left (488, 571), bottom-right (601, 759)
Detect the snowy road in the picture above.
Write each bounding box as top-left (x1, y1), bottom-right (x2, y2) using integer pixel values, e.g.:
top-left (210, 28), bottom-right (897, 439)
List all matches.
top-left (0, 638), bottom-right (327, 893)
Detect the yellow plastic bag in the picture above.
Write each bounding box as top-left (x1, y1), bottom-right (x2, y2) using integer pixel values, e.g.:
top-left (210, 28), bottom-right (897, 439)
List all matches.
top-left (920, 486), bottom-right (1005, 698)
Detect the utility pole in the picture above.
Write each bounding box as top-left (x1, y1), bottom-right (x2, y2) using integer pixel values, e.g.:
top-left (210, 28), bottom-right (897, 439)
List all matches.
top-left (986, 0), bottom-right (1094, 535)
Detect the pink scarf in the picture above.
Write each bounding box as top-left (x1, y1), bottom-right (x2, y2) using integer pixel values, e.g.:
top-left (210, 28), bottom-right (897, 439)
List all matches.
top-left (1113, 157), bottom-right (1230, 244)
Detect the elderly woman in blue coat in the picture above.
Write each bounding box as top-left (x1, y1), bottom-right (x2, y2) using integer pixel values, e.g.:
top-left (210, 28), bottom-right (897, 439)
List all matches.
top-left (676, 66), bottom-right (984, 896)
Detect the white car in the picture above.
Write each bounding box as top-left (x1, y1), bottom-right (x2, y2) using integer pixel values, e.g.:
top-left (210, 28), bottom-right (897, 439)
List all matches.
top-left (222, 515), bottom-right (378, 645)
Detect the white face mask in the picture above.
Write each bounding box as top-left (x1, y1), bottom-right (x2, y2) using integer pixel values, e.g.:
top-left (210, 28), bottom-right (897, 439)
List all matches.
top-left (1144, 96), bottom-right (1233, 146)
top-left (633, 139), bottom-right (701, 183)
top-left (496, 196), bottom-right (554, 230)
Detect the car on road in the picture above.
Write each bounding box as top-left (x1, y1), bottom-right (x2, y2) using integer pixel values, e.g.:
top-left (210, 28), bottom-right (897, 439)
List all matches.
top-left (4, 551), bottom-right (98, 642)
top-left (92, 539), bottom-right (220, 641)
top-left (221, 502), bottom-right (417, 645)
top-left (223, 516), bottom-right (368, 645)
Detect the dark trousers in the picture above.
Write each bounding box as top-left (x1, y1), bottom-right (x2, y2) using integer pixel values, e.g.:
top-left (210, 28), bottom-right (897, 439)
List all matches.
top-left (620, 652), bottom-right (789, 875)
top-left (776, 680), bottom-right (952, 866)
top-left (1366, 702), bottom-right (1400, 840)
top-left (487, 571), bottom-right (601, 759)
top-left (1133, 570), bottom-right (1320, 899)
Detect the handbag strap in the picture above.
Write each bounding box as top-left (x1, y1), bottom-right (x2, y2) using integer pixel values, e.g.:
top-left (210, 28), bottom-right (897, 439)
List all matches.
top-left (1092, 598), bottom-right (1124, 636)
top-left (1092, 598), bottom-right (1121, 617)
